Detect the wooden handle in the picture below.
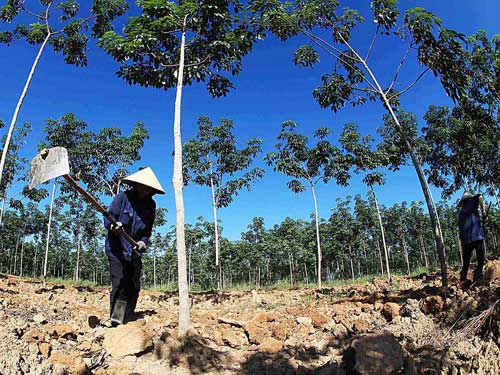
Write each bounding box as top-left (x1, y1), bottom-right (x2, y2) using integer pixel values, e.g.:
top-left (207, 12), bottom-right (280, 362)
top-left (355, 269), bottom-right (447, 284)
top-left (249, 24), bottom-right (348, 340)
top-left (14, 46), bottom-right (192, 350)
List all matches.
top-left (62, 174), bottom-right (140, 249)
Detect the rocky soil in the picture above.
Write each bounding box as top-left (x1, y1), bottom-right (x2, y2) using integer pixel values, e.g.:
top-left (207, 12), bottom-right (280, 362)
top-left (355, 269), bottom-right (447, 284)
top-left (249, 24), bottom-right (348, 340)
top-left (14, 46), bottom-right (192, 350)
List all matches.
top-left (0, 261), bottom-right (499, 375)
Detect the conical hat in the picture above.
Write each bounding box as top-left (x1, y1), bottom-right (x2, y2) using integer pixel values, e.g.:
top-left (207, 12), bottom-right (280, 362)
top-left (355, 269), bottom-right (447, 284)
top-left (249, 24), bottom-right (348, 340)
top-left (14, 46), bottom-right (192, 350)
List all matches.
top-left (122, 167), bottom-right (165, 195)
top-left (458, 191), bottom-right (473, 206)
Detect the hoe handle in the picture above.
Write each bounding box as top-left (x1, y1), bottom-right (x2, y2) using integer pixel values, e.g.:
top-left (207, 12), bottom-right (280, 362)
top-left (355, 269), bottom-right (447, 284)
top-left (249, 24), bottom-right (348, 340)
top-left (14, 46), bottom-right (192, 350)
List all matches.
top-left (62, 174), bottom-right (140, 249)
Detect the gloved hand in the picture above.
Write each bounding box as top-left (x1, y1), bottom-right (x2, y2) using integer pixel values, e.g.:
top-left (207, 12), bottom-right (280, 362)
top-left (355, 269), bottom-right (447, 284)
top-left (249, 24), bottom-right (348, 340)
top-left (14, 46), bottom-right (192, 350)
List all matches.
top-left (133, 240), bottom-right (147, 253)
top-left (110, 221), bottom-right (123, 234)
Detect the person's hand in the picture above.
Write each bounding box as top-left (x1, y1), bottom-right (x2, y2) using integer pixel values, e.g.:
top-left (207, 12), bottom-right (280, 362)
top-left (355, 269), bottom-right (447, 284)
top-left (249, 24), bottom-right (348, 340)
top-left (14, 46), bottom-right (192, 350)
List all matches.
top-left (134, 240), bottom-right (147, 253)
top-left (110, 221), bottom-right (123, 235)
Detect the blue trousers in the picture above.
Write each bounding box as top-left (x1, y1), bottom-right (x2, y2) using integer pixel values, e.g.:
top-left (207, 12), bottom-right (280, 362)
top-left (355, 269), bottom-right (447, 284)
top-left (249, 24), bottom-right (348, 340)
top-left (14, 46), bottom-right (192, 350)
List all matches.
top-left (108, 253), bottom-right (142, 317)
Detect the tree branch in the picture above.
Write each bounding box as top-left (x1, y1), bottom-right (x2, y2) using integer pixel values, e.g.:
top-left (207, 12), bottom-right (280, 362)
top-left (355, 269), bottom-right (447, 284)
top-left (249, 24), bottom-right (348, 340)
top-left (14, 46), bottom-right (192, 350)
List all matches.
top-left (301, 29), bottom-right (360, 63)
top-left (386, 43), bottom-right (413, 95)
top-left (365, 27), bottom-right (379, 62)
top-left (388, 68), bottom-right (430, 100)
top-left (44, 1), bottom-right (53, 34)
top-left (19, 1), bottom-right (44, 20)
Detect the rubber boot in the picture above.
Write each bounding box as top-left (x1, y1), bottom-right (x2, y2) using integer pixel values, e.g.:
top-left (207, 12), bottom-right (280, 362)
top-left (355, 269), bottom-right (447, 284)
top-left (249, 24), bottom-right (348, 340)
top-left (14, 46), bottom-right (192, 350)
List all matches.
top-left (126, 295), bottom-right (138, 321)
top-left (111, 299), bottom-right (127, 326)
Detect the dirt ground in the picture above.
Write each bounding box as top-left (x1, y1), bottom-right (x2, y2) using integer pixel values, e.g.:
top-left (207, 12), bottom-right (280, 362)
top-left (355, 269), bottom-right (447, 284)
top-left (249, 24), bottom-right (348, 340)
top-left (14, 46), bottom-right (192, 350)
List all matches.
top-left (0, 262), bottom-right (499, 375)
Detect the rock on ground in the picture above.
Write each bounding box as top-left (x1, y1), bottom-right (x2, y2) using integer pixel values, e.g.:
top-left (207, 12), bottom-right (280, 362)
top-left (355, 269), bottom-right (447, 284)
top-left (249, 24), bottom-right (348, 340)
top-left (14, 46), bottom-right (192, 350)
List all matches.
top-left (103, 321), bottom-right (153, 358)
top-left (351, 331), bottom-right (404, 375)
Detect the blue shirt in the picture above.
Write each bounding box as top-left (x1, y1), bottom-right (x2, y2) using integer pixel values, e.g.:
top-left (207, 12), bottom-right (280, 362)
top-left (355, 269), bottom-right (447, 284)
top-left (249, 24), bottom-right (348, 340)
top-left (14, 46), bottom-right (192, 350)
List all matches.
top-left (104, 189), bottom-right (156, 261)
top-left (458, 195), bottom-right (484, 244)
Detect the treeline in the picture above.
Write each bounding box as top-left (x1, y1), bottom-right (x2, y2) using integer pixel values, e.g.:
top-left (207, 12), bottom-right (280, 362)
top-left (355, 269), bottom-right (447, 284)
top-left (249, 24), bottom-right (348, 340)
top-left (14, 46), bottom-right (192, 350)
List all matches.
top-left (1, 188), bottom-right (499, 290)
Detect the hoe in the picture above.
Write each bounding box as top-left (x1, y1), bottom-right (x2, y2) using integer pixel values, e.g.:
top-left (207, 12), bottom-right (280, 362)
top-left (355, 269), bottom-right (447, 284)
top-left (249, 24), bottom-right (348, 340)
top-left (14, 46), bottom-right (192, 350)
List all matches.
top-left (29, 146), bottom-right (141, 250)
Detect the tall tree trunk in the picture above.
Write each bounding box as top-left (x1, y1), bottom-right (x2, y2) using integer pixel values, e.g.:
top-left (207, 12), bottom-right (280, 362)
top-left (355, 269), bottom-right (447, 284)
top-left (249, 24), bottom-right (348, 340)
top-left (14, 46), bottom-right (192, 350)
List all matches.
top-left (153, 246), bottom-right (157, 289)
top-left (210, 177), bottom-right (222, 289)
top-left (13, 233), bottom-right (20, 275)
top-left (172, 18), bottom-right (190, 337)
top-left (370, 185), bottom-right (391, 282)
top-left (187, 247), bottom-right (191, 289)
top-left (289, 254), bottom-right (293, 285)
top-left (402, 234), bottom-right (411, 275)
top-left (75, 233), bottom-right (81, 281)
top-left (19, 239), bottom-right (24, 277)
top-left (375, 240), bottom-right (384, 276)
top-left (43, 181), bottom-right (57, 279)
top-left (310, 184), bottom-right (322, 288)
top-left (0, 33), bottom-right (51, 189)
top-left (419, 233), bottom-right (429, 269)
top-left (304, 262), bottom-right (309, 285)
top-left (348, 245), bottom-right (355, 281)
top-left (0, 190), bottom-right (7, 227)
top-left (341, 37), bottom-right (448, 286)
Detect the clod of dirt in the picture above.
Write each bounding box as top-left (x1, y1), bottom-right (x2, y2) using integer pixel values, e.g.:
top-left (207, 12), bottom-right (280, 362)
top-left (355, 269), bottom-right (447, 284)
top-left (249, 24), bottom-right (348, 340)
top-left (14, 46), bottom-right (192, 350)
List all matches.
top-left (38, 342), bottom-right (51, 358)
top-left (382, 302), bottom-right (400, 322)
top-left (351, 331), bottom-right (404, 375)
top-left (259, 337), bottom-right (283, 354)
top-left (296, 316), bottom-right (313, 325)
top-left (103, 321), bottom-right (153, 358)
top-left (33, 313), bottom-right (47, 324)
top-left (484, 260), bottom-right (500, 282)
top-left (222, 328), bottom-right (247, 348)
top-left (421, 295), bottom-right (444, 315)
top-left (50, 351), bottom-right (88, 375)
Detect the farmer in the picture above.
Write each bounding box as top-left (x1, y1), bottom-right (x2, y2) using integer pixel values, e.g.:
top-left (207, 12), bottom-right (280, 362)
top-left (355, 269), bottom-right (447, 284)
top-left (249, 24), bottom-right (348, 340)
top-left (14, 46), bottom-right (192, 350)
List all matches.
top-left (458, 191), bottom-right (487, 285)
top-left (104, 167), bottom-right (165, 325)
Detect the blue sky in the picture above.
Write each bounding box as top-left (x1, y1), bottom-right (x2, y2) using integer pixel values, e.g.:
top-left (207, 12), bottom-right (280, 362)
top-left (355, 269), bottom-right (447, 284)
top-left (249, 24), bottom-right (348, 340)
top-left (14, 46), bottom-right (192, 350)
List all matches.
top-left (1, 0), bottom-right (499, 240)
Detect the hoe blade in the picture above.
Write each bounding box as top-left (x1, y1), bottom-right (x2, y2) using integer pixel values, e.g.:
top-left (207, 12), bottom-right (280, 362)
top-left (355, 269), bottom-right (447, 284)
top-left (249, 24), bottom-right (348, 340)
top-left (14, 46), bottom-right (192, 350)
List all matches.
top-left (29, 146), bottom-right (70, 189)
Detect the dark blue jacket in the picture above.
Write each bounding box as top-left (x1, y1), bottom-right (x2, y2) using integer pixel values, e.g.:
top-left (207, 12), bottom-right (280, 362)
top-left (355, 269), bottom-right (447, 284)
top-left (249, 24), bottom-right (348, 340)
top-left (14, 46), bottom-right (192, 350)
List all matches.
top-left (104, 189), bottom-right (156, 261)
top-left (458, 195), bottom-right (484, 244)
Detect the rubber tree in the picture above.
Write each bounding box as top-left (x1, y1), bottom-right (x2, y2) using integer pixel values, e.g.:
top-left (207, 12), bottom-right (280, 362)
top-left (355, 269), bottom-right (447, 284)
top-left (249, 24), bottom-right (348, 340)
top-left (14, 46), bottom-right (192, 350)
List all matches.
top-left (0, 121), bottom-right (31, 226)
top-left (39, 113), bottom-right (149, 279)
top-left (339, 122), bottom-right (391, 282)
top-left (151, 208), bottom-right (167, 288)
top-left (329, 197), bottom-right (360, 280)
top-left (266, 121), bottom-right (350, 288)
top-left (0, 0), bottom-right (128, 191)
top-left (353, 194), bottom-right (384, 277)
top-left (183, 116), bottom-right (264, 289)
top-left (99, 0), bottom-right (257, 335)
top-left (422, 31), bottom-right (500, 203)
top-left (241, 217), bottom-right (269, 286)
top-left (250, 0), bottom-right (471, 287)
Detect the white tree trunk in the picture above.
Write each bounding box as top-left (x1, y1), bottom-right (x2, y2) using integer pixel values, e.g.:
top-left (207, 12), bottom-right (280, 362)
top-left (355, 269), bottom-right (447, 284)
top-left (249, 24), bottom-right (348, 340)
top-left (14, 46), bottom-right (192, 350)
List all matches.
top-left (310, 184), bottom-right (322, 288)
top-left (19, 239), bottom-right (24, 277)
top-left (348, 245), bottom-right (355, 281)
top-left (209, 176), bottom-right (223, 290)
top-left (43, 181), bottom-right (57, 279)
top-left (371, 185), bottom-right (391, 282)
top-left (153, 247), bottom-right (157, 288)
top-left (375, 240), bottom-right (384, 276)
top-left (13, 233), bottom-right (20, 275)
top-left (0, 190), bottom-right (7, 226)
top-left (172, 19), bottom-right (190, 337)
top-left (339, 35), bottom-right (447, 286)
top-left (75, 233), bottom-right (81, 281)
top-left (402, 234), bottom-right (411, 275)
top-left (0, 33), bottom-right (50, 189)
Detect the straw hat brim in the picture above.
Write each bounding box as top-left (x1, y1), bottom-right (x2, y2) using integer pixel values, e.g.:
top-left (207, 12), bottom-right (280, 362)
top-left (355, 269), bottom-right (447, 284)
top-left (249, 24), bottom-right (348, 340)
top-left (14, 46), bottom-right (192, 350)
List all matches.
top-left (122, 167), bottom-right (165, 195)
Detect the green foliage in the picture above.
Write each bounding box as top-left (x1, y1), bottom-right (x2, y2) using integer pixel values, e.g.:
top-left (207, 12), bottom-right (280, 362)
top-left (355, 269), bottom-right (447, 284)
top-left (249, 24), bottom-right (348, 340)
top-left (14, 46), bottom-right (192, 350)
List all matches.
top-left (184, 116), bottom-right (264, 209)
top-left (0, 0), bottom-right (128, 67)
top-left (40, 113), bottom-right (149, 197)
top-left (99, 0), bottom-right (256, 95)
top-left (0, 121), bottom-right (31, 193)
top-left (265, 120), bottom-right (349, 191)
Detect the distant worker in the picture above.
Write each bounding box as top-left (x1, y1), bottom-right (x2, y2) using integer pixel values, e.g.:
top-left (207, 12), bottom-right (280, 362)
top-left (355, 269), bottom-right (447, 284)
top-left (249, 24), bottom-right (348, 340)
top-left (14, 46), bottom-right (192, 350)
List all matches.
top-left (458, 191), bottom-right (486, 286)
top-left (104, 167), bottom-right (165, 325)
